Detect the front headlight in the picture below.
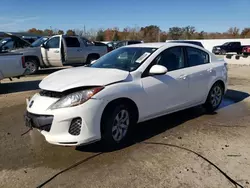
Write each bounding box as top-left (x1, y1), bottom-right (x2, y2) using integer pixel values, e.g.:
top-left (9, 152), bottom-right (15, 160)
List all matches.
top-left (49, 87), bottom-right (104, 110)
top-left (217, 47), bottom-right (221, 49)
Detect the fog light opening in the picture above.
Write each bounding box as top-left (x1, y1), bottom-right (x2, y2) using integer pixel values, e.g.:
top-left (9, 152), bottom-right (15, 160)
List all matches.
top-left (69, 117), bottom-right (82, 136)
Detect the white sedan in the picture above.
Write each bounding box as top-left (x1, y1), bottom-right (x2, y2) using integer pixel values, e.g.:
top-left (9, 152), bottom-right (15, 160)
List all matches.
top-left (25, 42), bottom-right (228, 147)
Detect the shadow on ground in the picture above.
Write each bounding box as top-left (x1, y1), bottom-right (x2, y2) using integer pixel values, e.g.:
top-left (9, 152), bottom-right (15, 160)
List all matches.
top-left (76, 89), bottom-right (249, 153)
top-left (0, 80), bottom-right (41, 94)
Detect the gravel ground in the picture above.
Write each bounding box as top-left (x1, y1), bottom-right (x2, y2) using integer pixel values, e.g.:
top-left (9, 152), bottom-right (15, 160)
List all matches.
top-left (0, 66), bottom-right (250, 188)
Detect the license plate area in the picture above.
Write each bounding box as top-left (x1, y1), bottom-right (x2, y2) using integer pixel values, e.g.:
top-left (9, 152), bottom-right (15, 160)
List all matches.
top-left (25, 115), bottom-right (33, 128)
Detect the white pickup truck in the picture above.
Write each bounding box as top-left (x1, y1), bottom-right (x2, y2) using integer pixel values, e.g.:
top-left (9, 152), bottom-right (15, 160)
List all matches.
top-left (12, 35), bottom-right (107, 74)
top-left (0, 53), bottom-right (26, 81)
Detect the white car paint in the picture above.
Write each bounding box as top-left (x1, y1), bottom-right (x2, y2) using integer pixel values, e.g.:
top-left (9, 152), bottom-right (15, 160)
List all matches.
top-left (0, 53), bottom-right (26, 81)
top-left (25, 42), bottom-right (228, 146)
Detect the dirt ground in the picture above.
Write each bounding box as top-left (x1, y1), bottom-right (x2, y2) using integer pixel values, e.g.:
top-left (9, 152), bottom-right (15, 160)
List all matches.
top-left (0, 66), bottom-right (250, 188)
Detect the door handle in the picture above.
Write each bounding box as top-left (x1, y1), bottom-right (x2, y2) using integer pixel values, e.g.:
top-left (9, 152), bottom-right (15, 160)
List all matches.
top-left (180, 74), bottom-right (187, 80)
top-left (54, 50), bottom-right (59, 53)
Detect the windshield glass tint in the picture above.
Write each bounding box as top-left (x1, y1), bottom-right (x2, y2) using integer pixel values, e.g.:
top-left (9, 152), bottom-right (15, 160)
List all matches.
top-left (31, 37), bottom-right (49, 47)
top-left (90, 47), bottom-right (157, 71)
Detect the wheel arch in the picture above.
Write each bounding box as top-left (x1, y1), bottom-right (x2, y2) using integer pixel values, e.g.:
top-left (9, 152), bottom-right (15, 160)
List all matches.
top-left (24, 55), bottom-right (41, 66)
top-left (100, 97), bottom-right (139, 133)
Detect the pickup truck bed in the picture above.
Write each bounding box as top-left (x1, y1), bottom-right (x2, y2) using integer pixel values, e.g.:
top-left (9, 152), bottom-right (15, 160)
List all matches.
top-left (0, 52), bottom-right (26, 81)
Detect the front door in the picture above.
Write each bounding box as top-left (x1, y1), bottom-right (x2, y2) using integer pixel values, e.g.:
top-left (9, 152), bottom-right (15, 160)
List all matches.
top-left (41, 36), bottom-right (63, 67)
top-left (140, 47), bottom-right (189, 120)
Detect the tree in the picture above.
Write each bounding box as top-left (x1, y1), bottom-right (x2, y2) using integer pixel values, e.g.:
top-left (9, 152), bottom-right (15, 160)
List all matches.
top-left (227, 27), bottom-right (240, 38)
top-left (96, 29), bottom-right (105, 41)
top-left (113, 31), bottom-right (119, 41)
top-left (182, 26), bottom-right (196, 39)
top-left (27, 28), bottom-right (43, 35)
top-left (140, 25), bottom-right (160, 42)
top-left (58, 30), bottom-right (64, 35)
top-left (168, 27), bottom-right (184, 40)
top-left (43, 29), bottom-right (53, 36)
top-left (241, 28), bottom-right (250, 38)
top-left (66, 29), bottom-right (76, 36)
top-left (74, 29), bottom-right (85, 36)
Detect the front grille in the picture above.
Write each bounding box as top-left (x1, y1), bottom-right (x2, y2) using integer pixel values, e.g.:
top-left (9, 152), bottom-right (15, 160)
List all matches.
top-left (39, 90), bottom-right (64, 98)
top-left (26, 112), bottom-right (54, 132)
top-left (69, 118), bottom-right (82, 136)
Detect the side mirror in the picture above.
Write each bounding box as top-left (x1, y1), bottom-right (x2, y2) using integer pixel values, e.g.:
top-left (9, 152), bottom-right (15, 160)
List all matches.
top-left (41, 43), bottom-right (47, 48)
top-left (149, 65), bottom-right (167, 75)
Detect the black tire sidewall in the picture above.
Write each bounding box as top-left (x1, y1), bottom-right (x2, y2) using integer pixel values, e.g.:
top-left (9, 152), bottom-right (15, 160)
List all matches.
top-left (101, 104), bottom-right (132, 148)
top-left (204, 83), bottom-right (223, 112)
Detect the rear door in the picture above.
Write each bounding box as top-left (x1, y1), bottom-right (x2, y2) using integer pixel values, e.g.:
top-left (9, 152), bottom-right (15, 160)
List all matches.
top-left (63, 36), bottom-right (84, 64)
top-left (184, 46), bottom-right (213, 104)
top-left (41, 35), bottom-right (63, 67)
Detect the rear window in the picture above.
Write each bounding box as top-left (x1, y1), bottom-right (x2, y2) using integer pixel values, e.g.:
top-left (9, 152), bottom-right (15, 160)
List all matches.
top-left (65, 37), bottom-right (80, 47)
top-left (128, 41), bottom-right (142, 45)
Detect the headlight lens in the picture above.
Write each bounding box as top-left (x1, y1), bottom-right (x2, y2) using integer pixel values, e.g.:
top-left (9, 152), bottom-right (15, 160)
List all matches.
top-left (49, 87), bottom-right (104, 110)
top-left (217, 47), bottom-right (221, 49)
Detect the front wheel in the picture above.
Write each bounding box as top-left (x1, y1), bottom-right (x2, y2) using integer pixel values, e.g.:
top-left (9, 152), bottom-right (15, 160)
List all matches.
top-left (101, 104), bottom-right (132, 148)
top-left (203, 83), bottom-right (224, 112)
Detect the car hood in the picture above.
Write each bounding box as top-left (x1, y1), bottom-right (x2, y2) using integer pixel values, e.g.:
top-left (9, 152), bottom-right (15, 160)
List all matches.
top-left (39, 67), bottom-right (130, 92)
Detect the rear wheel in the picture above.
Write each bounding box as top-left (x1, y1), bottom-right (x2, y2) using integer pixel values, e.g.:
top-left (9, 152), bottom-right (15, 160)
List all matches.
top-left (101, 103), bottom-right (133, 148)
top-left (25, 59), bottom-right (39, 74)
top-left (203, 82), bottom-right (224, 112)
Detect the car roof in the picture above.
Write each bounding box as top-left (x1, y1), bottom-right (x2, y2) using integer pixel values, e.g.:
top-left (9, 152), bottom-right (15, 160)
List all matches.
top-left (125, 42), bottom-right (205, 49)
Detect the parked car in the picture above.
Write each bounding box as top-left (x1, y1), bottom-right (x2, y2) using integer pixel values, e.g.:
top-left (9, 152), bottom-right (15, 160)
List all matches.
top-left (242, 46), bottom-right (250, 55)
top-left (30, 36), bottom-right (49, 47)
top-left (167, 40), bottom-right (204, 48)
top-left (22, 36), bottom-right (40, 44)
top-left (0, 53), bottom-right (27, 81)
top-left (115, 40), bottom-right (143, 49)
top-left (12, 35), bottom-right (107, 74)
top-left (93, 41), bottom-right (115, 52)
top-left (24, 42), bottom-right (227, 147)
top-left (0, 36), bottom-right (30, 52)
top-left (212, 42), bottom-right (249, 55)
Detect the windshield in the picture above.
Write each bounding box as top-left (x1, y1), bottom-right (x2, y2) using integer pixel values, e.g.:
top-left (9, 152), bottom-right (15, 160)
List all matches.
top-left (90, 47), bottom-right (157, 71)
top-left (222, 42), bottom-right (229, 46)
top-left (31, 37), bottom-right (49, 47)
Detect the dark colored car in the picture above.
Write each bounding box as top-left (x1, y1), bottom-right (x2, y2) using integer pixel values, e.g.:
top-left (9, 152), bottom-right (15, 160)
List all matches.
top-left (212, 42), bottom-right (249, 55)
top-left (168, 40), bottom-right (204, 48)
top-left (0, 36), bottom-right (31, 52)
top-left (115, 40), bottom-right (143, 49)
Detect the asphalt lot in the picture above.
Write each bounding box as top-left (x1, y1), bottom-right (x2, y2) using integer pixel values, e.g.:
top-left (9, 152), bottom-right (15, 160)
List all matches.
top-left (0, 65), bottom-right (250, 188)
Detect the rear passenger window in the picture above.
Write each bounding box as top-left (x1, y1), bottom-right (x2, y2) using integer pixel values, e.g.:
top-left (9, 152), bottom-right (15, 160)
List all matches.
top-left (186, 47), bottom-right (209, 67)
top-left (156, 47), bottom-right (185, 72)
top-left (65, 37), bottom-right (80, 47)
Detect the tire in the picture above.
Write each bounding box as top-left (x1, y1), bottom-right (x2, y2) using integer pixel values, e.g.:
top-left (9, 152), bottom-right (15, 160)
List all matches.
top-left (203, 82), bottom-right (224, 113)
top-left (86, 55), bottom-right (99, 65)
top-left (220, 50), bottom-right (226, 55)
top-left (25, 59), bottom-right (39, 74)
top-left (101, 103), bottom-right (133, 148)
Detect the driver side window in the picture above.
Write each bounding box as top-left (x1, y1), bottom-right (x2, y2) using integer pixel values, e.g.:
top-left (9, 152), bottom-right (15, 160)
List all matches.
top-left (156, 47), bottom-right (185, 72)
top-left (46, 37), bottom-right (60, 48)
